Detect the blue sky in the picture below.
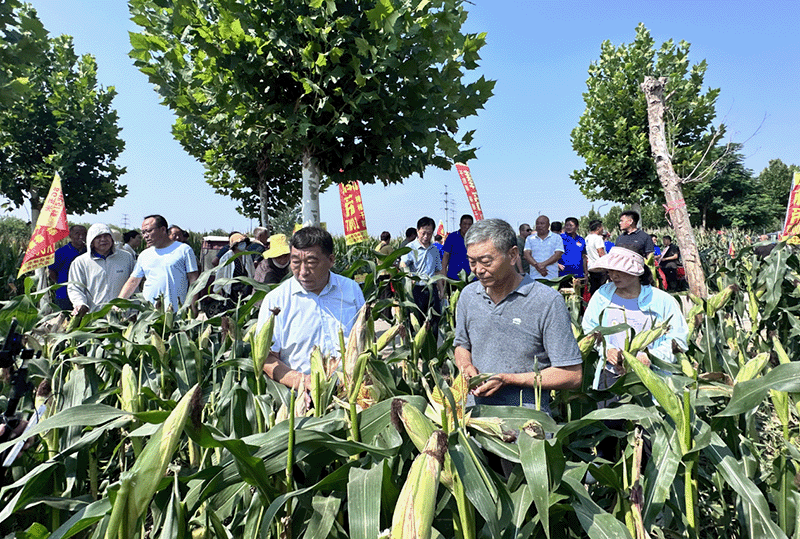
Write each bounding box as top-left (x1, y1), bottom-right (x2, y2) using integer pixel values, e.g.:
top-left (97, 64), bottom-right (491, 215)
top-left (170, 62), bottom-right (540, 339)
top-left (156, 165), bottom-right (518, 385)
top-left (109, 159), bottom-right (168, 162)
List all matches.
top-left (11, 0), bottom-right (799, 236)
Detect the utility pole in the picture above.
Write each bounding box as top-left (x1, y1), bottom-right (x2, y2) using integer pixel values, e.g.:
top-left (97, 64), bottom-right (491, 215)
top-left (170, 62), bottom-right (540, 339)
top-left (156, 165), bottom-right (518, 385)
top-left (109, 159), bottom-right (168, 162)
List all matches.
top-left (121, 213), bottom-right (130, 230)
top-left (441, 185), bottom-right (456, 232)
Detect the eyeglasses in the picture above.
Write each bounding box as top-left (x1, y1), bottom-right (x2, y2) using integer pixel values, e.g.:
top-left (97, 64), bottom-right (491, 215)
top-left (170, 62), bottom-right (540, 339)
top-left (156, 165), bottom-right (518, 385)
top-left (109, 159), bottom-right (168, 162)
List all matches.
top-left (525, 229), bottom-right (532, 232)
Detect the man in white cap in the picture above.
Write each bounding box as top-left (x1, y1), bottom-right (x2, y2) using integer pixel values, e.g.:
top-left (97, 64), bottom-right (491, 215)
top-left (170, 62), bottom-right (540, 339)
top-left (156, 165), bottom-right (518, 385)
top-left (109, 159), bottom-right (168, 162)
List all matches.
top-left (68, 223), bottom-right (136, 316)
top-left (253, 233), bottom-right (291, 285)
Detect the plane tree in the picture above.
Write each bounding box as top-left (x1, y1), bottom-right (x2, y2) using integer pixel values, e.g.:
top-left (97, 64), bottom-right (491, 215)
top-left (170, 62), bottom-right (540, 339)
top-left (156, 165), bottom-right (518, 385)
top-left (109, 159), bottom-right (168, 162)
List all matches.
top-left (572, 24), bottom-right (724, 297)
top-left (129, 0), bottom-right (494, 226)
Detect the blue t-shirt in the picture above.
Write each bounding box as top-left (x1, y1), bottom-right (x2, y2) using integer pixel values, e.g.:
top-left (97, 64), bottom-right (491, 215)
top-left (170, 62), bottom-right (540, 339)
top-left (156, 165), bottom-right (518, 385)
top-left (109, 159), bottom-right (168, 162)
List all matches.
top-left (559, 233), bottom-right (586, 278)
top-left (442, 231), bottom-right (471, 280)
top-left (653, 245), bottom-right (662, 256)
top-left (49, 243), bottom-right (85, 299)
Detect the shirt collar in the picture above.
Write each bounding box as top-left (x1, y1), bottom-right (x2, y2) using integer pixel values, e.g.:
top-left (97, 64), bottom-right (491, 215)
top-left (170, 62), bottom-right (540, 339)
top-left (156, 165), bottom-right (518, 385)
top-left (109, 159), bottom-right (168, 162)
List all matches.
top-left (290, 272), bottom-right (335, 297)
top-left (474, 273), bottom-right (537, 300)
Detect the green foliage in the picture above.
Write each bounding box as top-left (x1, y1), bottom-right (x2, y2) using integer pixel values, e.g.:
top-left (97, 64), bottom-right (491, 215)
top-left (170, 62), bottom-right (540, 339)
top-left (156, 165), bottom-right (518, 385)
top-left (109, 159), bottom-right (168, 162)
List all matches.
top-left (0, 5), bottom-right (126, 214)
top-left (756, 159), bottom-right (800, 230)
top-left (1, 246), bottom-right (799, 538)
top-left (571, 23), bottom-right (722, 205)
top-left (0, 0), bottom-right (48, 106)
top-left (128, 0), bottom-right (495, 220)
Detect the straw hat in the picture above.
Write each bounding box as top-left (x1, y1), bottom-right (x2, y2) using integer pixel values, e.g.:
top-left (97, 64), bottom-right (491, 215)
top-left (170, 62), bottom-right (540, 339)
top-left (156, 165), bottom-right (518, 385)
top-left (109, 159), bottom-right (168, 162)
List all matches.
top-left (262, 234), bottom-right (291, 259)
top-left (229, 233), bottom-right (248, 247)
top-left (588, 246), bottom-right (644, 275)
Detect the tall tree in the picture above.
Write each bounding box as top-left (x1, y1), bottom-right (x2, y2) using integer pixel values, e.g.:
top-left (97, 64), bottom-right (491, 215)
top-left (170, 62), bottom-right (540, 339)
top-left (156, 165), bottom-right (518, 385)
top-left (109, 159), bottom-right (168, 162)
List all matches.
top-left (572, 24), bottom-right (724, 297)
top-left (756, 159), bottom-right (800, 230)
top-left (571, 24), bottom-right (722, 205)
top-left (0, 5), bottom-right (126, 224)
top-left (129, 0), bottom-right (494, 226)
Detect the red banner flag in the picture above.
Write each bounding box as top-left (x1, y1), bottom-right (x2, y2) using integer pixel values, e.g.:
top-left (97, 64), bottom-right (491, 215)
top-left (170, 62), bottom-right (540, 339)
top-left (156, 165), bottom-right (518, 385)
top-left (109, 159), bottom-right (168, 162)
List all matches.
top-left (436, 220), bottom-right (445, 237)
top-left (455, 163), bottom-right (484, 221)
top-left (781, 172), bottom-right (800, 245)
top-left (339, 181), bottom-right (369, 245)
top-left (18, 173), bottom-right (70, 277)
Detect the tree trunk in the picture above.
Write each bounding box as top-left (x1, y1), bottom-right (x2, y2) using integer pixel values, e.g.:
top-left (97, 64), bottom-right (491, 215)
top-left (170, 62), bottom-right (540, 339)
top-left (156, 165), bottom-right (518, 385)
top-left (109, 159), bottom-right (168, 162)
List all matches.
top-left (641, 76), bottom-right (708, 298)
top-left (301, 148), bottom-right (321, 227)
top-left (255, 146), bottom-right (271, 229)
top-left (258, 178), bottom-right (269, 229)
top-left (29, 195), bottom-right (48, 294)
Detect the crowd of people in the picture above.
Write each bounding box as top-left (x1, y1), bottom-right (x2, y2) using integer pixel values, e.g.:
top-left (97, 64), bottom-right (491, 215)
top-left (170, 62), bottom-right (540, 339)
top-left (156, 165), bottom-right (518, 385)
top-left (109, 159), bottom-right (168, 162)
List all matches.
top-left (47, 212), bottom-right (690, 439)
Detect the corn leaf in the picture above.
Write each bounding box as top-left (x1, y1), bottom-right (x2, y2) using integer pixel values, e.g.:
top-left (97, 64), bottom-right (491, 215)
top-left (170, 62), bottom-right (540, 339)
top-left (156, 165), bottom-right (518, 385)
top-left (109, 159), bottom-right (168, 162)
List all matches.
top-left (518, 428), bottom-right (551, 538)
top-left (562, 475), bottom-right (633, 539)
top-left (703, 430), bottom-right (788, 539)
top-left (718, 362), bottom-right (800, 417)
top-left (348, 465), bottom-right (383, 539)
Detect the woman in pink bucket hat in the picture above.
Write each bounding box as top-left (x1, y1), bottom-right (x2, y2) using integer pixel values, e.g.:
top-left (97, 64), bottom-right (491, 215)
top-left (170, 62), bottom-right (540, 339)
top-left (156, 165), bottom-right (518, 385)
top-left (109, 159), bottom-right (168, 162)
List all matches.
top-left (581, 246), bottom-right (688, 391)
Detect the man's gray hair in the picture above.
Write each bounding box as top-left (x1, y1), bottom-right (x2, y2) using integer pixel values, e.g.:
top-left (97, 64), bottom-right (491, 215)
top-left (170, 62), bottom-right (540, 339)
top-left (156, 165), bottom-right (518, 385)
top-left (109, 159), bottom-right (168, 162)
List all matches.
top-left (464, 218), bottom-right (517, 253)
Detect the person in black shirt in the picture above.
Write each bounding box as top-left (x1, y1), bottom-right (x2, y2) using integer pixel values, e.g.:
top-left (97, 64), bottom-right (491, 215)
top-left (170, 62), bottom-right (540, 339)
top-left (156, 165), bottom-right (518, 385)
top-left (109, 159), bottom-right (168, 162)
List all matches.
top-left (659, 235), bottom-right (681, 291)
top-left (615, 210), bottom-right (655, 258)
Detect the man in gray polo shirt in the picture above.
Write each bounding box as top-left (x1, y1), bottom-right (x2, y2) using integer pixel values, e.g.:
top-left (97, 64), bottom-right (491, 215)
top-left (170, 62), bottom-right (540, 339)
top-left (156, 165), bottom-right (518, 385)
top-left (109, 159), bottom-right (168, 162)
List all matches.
top-left (454, 218), bottom-right (583, 415)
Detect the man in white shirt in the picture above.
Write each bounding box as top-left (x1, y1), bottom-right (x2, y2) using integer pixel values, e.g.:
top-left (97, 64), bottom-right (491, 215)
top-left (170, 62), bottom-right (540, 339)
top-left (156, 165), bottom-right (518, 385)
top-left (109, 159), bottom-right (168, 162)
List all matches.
top-left (256, 226), bottom-right (365, 393)
top-left (523, 215), bottom-right (564, 281)
top-left (118, 215), bottom-right (199, 310)
top-left (585, 219), bottom-right (608, 295)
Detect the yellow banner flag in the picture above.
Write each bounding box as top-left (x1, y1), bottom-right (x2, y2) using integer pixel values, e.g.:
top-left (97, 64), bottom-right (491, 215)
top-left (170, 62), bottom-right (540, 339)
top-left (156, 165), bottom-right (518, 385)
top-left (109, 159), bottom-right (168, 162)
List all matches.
top-left (339, 181), bottom-right (369, 245)
top-left (18, 173), bottom-right (70, 277)
top-left (781, 172), bottom-right (800, 245)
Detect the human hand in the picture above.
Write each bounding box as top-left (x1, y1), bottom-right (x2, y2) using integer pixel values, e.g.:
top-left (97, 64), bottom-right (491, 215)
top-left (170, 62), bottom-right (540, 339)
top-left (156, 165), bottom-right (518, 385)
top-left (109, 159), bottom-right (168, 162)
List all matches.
top-left (460, 363), bottom-right (479, 380)
top-left (606, 348), bottom-right (625, 375)
top-left (558, 263), bottom-right (565, 271)
top-left (636, 352), bottom-right (651, 368)
top-left (536, 263), bottom-right (548, 277)
top-left (472, 373), bottom-right (505, 397)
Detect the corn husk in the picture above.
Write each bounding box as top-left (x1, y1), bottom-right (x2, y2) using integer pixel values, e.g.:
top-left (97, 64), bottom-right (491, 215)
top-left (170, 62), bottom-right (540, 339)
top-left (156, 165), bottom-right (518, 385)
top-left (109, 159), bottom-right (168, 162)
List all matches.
top-left (105, 384), bottom-right (200, 539)
top-left (390, 431), bottom-right (447, 539)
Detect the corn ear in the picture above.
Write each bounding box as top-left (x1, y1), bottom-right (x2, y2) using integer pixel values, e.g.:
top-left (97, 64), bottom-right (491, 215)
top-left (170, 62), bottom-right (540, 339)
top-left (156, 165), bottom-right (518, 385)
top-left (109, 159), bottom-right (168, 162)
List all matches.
top-left (343, 304), bottom-right (369, 386)
top-left (413, 319), bottom-right (429, 351)
top-left (120, 364), bottom-right (138, 414)
top-left (773, 335), bottom-right (791, 365)
top-left (390, 430), bottom-right (447, 539)
top-left (449, 288), bottom-right (460, 319)
top-left (198, 324), bottom-right (212, 350)
top-left (467, 416), bottom-right (517, 442)
top-left (628, 322), bottom-right (668, 353)
top-left (680, 358), bottom-right (697, 379)
top-left (391, 398), bottom-right (436, 453)
top-left (105, 384), bottom-right (201, 539)
top-left (151, 331), bottom-right (167, 363)
top-left (376, 324), bottom-right (402, 351)
top-left (578, 332), bottom-right (597, 357)
top-left (251, 309), bottom-right (277, 374)
top-left (705, 284), bottom-right (737, 317)
top-left (621, 350), bottom-right (686, 453)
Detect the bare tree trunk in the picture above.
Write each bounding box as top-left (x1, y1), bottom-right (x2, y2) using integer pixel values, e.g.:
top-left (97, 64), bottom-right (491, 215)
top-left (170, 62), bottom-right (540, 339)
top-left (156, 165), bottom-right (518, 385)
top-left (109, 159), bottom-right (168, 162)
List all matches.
top-left (258, 179), bottom-right (269, 229)
top-left (29, 195), bottom-right (48, 295)
top-left (301, 148), bottom-right (321, 227)
top-left (641, 76), bottom-right (708, 298)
